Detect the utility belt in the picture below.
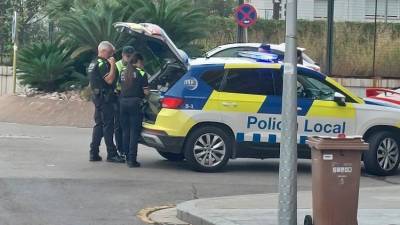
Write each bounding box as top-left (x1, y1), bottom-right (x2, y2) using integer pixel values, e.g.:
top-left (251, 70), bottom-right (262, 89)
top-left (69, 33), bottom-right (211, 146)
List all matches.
top-left (92, 88), bottom-right (116, 103)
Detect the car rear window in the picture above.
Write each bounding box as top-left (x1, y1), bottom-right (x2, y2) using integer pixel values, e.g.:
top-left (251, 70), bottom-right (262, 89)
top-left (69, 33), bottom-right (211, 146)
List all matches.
top-left (201, 70), bottom-right (225, 90)
top-left (222, 69), bottom-right (278, 96)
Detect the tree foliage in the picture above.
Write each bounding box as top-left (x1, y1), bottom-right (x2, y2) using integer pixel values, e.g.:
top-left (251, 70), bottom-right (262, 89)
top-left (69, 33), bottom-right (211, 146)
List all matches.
top-left (194, 0), bottom-right (236, 17)
top-left (123, 0), bottom-right (207, 52)
top-left (0, 0), bottom-right (48, 52)
top-left (58, 2), bottom-right (127, 58)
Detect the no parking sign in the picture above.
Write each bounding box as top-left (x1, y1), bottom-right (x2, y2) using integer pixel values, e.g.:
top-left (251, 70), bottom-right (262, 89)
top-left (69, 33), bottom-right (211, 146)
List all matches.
top-left (234, 4), bottom-right (257, 28)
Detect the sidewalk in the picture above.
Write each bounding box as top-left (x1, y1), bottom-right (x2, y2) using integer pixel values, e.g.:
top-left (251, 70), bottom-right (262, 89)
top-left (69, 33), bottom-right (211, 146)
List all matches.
top-left (0, 95), bottom-right (93, 127)
top-left (176, 186), bottom-right (400, 225)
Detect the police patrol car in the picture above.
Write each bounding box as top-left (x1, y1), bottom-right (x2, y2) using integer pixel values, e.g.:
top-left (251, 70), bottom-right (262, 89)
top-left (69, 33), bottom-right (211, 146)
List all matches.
top-left (115, 22), bottom-right (400, 176)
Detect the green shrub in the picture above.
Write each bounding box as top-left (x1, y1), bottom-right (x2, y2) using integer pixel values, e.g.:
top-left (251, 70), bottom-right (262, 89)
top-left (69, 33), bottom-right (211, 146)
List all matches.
top-left (17, 41), bottom-right (75, 92)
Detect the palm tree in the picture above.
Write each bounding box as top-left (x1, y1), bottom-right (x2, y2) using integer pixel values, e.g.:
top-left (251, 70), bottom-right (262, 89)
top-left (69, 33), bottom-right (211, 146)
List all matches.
top-left (58, 2), bottom-right (128, 58)
top-left (124, 0), bottom-right (207, 52)
top-left (18, 41), bottom-right (75, 92)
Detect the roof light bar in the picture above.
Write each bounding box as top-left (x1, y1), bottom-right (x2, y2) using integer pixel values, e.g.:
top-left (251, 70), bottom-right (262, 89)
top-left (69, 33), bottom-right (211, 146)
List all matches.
top-left (238, 51), bottom-right (279, 63)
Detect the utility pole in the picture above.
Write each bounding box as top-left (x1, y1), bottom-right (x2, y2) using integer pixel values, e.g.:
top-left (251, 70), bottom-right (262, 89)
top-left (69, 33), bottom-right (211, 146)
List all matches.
top-left (237, 0), bottom-right (245, 43)
top-left (372, 0), bottom-right (378, 78)
top-left (12, 10), bottom-right (18, 94)
top-left (278, 0), bottom-right (298, 224)
top-left (325, 0), bottom-right (334, 75)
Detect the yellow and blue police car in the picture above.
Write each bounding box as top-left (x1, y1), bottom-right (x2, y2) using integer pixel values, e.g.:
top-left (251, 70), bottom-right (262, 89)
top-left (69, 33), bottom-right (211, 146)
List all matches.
top-left (115, 22), bottom-right (400, 176)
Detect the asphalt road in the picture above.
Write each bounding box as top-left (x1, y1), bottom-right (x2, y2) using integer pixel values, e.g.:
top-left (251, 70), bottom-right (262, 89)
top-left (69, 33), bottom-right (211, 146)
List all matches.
top-left (0, 122), bottom-right (399, 225)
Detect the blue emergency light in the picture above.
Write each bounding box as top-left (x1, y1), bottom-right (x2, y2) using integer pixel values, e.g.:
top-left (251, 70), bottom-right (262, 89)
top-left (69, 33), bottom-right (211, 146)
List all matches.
top-left (238, 51), bottom-right (279, 63)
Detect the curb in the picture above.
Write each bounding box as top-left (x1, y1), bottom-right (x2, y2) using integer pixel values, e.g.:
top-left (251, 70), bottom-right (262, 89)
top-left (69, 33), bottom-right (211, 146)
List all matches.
top-left (137, 205), bottom-right (176, 225)
top-left (177, 200), bottom-right (236, 225)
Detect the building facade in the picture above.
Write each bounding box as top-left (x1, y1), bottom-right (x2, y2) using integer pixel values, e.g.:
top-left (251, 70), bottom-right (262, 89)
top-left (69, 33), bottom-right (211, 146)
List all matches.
top-left (246, 0), bottom-right (400, 22)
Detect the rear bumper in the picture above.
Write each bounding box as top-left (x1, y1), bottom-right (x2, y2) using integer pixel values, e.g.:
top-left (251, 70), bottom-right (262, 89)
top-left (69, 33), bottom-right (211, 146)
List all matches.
top-left (141, 128), bottom-right (185, 154)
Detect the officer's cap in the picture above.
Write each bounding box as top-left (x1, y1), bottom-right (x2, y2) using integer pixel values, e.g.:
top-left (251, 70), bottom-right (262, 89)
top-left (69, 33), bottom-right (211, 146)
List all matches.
top-left (122, 46), bottom-right (135, 54)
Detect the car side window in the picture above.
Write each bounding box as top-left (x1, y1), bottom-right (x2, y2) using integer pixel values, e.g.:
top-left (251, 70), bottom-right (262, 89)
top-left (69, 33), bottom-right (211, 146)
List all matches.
top-left (297, 75), bottom-right (336, 100)
top-left (273, 70), bottom-right (351, 101)
top-left (212, 47), bottom-right (258, 57)
top-left (221, 69), bottom-right (276, 96)
top-left (201, 69), bottom-right (225, 90)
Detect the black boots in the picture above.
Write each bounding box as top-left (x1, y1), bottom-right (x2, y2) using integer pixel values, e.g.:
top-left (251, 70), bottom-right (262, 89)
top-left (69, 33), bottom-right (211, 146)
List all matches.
top-left (90, 152), bottom-right (126, 164)
top-left (106, 155), bottom-right (126, 163)
top-left (127, 161), bottom-right (141, 168)
top-left (89, 154), bottom-right (102, 162)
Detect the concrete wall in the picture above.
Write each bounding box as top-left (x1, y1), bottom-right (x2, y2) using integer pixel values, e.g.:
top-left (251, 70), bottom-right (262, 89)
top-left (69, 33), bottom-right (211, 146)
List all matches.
top-left (298, 0), bottom-right (315, 20)
top-left (335, 77), bottom-right (400, 97)
top-left (250, 0), bottom-right (400, 22)
top-left (246, 0), bottom-right (274, 19)
top-left (0, 66), bottom-right (13, 96)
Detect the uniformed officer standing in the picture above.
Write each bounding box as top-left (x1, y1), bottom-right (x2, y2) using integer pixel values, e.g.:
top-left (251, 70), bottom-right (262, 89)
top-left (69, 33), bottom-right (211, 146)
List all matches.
top-left (132, 52), bottom-right (145, 73)
top-left (119, 53), bottom-right (149, 168)
top-left (88, 41), bottom-right (125, 163)
top-left (114, 46), bottom-right (135, 158)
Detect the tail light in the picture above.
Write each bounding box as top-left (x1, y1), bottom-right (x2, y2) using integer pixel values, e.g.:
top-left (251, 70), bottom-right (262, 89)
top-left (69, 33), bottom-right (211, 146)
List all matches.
top-left (161, 97), bottom-right (184, 109)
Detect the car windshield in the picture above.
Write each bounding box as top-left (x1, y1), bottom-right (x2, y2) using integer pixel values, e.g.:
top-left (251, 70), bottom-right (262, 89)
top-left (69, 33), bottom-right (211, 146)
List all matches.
top-left (302, 53), bottom-right (316, 65)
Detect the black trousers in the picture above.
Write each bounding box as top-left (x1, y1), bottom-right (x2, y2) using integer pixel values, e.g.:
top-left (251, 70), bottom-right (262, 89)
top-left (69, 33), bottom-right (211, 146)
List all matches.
top-left (90, 94), bottom-right (117, 157)
top-left (113, 100), bottom-right (123, 153)
top-left (120, 97), bottom-right (143, 162)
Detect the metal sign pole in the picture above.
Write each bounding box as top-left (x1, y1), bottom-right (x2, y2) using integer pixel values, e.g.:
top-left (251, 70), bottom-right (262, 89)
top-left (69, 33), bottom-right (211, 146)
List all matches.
top-left (244, 28), bottom-right (248, 43)
top-left (385, 0), bottom-right (388, 23)
top-left (12, 11), bottom-right (18, 94)
top-left (325, 0), bottom-right (334, 75)
top-left (278, 0), bottom-right (298, 224)
top-left (237, 0), bottom-right (244, 43)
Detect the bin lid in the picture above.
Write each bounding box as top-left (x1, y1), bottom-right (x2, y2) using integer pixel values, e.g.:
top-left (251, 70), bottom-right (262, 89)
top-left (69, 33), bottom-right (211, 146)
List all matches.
top-left (306, 136), bottom-right (369, 151)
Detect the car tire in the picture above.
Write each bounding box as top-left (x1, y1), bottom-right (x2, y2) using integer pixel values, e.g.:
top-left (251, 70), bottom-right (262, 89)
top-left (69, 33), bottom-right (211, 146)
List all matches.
top-left (364, 131), bottom-right (400, 176)
top-left (157, 150), bottom-right (185, 162)
top-left (184, 126), bottom-right (232, 172)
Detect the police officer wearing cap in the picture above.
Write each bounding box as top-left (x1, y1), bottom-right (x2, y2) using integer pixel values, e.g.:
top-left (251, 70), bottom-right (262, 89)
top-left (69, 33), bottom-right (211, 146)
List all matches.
top-left (132, 52), bottom-right (146, 77)
top-left (119, 52), bottom-right (149, 168)
top-left (87, 41), bottom-right (125, 163)
top-left (114, 46), bottom-right (135, 158)
top-left (258, 43), bottom-right (271, 53)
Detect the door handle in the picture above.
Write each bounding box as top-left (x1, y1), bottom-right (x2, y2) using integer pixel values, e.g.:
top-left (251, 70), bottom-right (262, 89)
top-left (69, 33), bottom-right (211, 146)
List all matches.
top-left (222, 102), bottom-right (238, 107)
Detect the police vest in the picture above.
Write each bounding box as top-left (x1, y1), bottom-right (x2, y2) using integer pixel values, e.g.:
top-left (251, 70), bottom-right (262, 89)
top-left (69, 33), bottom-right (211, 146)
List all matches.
top-left (120, 68), bottom-right (147, 98)
top-left (115, 61), bottom-right (146, 92)
top-left (88, 57), bottom-right (113, 91)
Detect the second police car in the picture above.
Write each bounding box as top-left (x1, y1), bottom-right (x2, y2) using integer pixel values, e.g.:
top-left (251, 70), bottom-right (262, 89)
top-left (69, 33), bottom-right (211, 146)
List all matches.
top-left (115, 22), bottom-right (400, 176)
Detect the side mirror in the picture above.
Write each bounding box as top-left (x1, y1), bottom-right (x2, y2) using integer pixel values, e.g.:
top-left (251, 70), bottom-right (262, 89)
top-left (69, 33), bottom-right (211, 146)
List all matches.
top-left (334, 92), bottom-right (346, 106)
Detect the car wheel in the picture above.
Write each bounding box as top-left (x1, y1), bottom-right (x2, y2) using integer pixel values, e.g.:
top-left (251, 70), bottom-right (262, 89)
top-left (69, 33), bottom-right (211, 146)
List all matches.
top-left (157, 150), bottom-right (185, 161)
top-left (184, 126), bottom-right (232, 172)
top-left (364, 131), bottom-right (400, 176)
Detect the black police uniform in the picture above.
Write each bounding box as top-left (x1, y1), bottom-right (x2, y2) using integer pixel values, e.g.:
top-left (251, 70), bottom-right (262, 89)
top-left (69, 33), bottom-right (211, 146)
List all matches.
top-left (119, 66), bottom-right (148, 166)
top-left (87, 57), bottom-right (123, 162)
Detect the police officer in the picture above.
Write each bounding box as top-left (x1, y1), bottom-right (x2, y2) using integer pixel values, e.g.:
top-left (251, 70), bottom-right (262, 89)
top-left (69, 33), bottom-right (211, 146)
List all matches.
top-left (258, 43), bottom-right (271, 53)
top-left (114, 46), bottom-right (135, 158)
top-left (132, 52), bottom-right (146, 74)
top-left (119, 53), bottom-right (149, 168)
top-left (88, 41), bottom-right (125, 163)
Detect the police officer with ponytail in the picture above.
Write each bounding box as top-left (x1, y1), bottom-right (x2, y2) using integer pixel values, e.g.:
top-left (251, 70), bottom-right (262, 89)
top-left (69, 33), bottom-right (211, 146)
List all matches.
top-left (119, 52), bottom-right (149, 168)
top-left (114, 46), bottom-right (135, 158)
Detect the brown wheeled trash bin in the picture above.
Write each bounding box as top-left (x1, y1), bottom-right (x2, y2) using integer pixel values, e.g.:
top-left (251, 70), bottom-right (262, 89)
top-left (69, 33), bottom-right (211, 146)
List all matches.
top-left (304, 136), bottom-right (369, 225)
